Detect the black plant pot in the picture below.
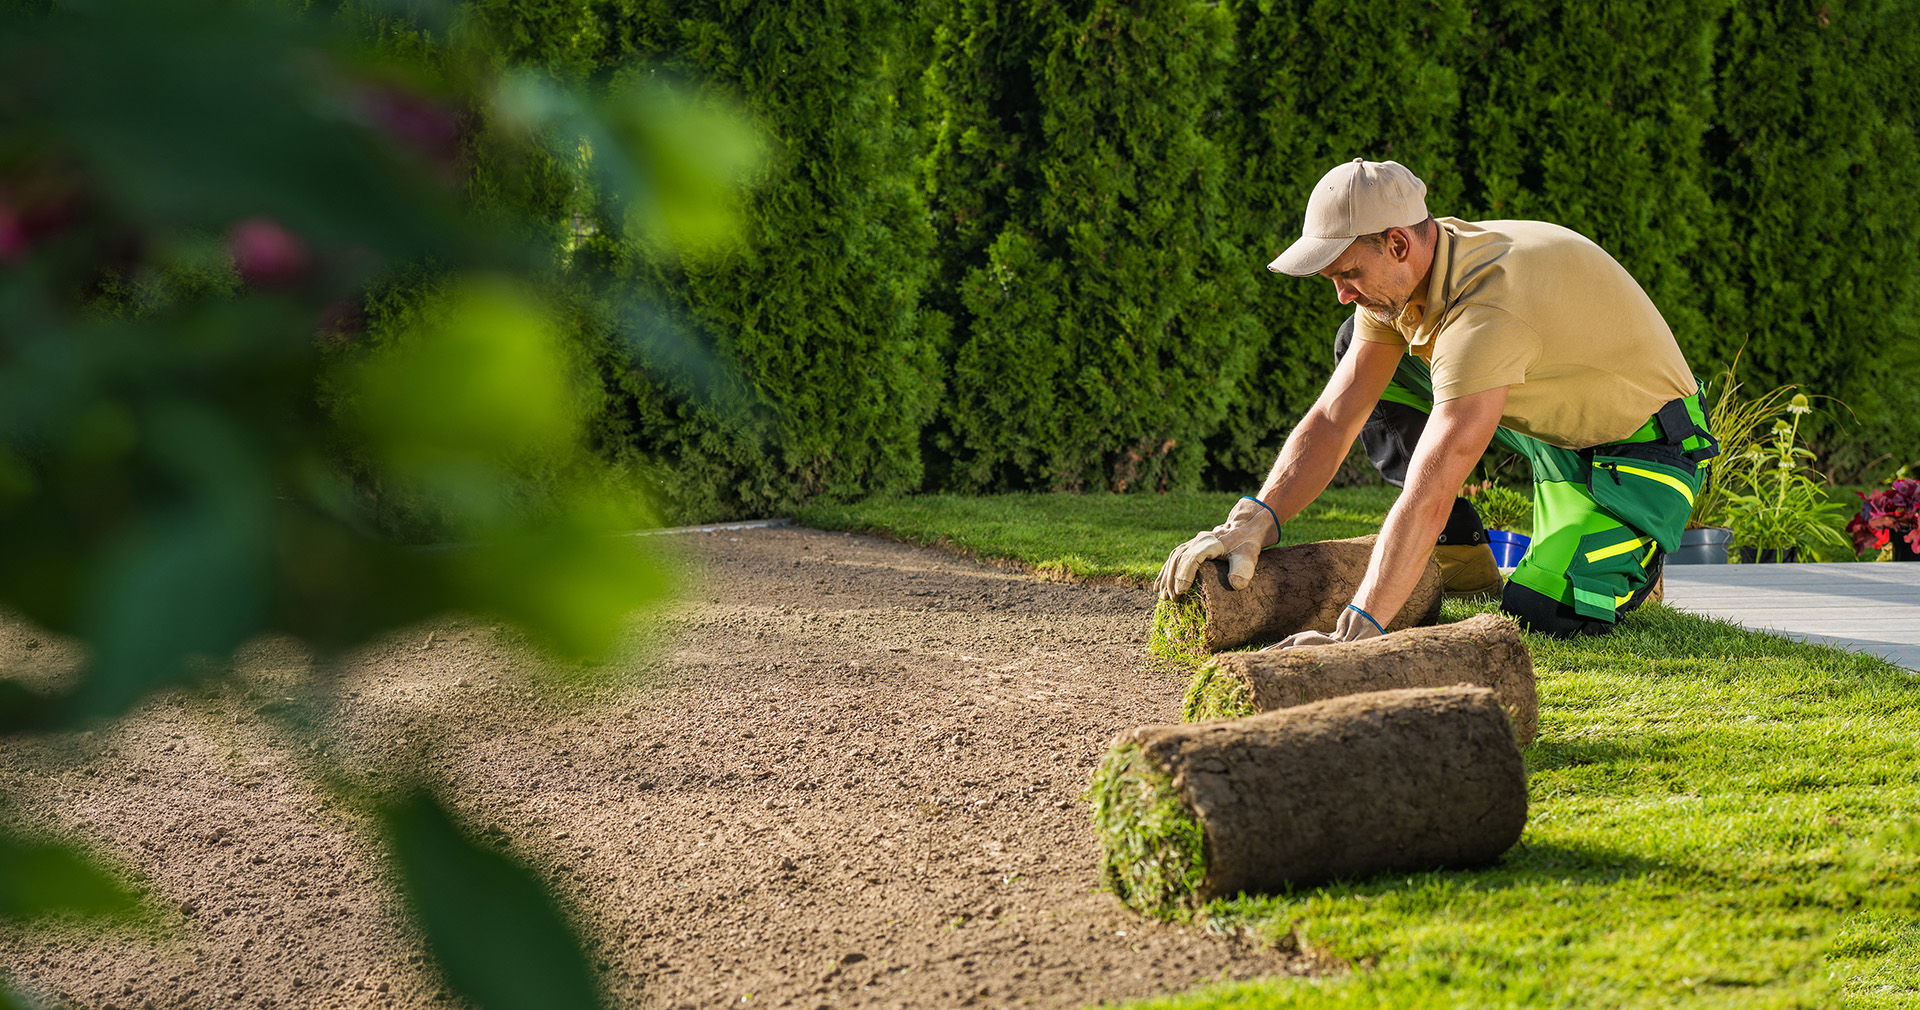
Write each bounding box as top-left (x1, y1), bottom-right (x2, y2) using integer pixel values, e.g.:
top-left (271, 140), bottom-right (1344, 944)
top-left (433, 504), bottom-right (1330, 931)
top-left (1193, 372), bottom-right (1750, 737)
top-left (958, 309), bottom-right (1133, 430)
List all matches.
top-left (1737, 546), bottom-right (1799, 564)
top-left (1895, 536), bottom-right (1918, 562)
top-left (1670, 526), bottom-right (1732, 565)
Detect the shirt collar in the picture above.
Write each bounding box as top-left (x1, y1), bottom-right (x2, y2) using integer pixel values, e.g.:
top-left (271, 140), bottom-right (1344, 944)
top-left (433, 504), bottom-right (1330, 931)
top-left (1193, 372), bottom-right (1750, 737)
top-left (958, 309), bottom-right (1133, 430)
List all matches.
top-left (1391, 221), bottom-right (1454, 344)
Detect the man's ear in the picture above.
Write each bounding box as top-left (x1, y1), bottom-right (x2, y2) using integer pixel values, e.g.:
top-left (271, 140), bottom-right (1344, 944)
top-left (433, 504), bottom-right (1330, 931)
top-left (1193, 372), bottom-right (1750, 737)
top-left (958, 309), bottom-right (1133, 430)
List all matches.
top-left (1388, 226), bottom-right (1413, 262)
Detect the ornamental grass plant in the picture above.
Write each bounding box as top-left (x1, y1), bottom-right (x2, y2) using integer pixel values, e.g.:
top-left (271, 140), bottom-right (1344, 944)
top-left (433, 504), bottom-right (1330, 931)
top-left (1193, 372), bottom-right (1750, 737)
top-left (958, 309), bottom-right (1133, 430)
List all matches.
top-left (1721, 396), bottom-right (1852, 558)
top-left (1467, 483), bottom-right (1533, 531)
top-left (1688, 349), bottom-right (1803, 530)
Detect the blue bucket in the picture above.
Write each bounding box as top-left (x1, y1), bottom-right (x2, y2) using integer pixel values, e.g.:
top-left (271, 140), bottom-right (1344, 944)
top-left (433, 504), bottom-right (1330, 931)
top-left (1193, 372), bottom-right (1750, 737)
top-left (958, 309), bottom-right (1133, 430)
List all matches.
top-left (1488, 529), bottom-right (1530, 568)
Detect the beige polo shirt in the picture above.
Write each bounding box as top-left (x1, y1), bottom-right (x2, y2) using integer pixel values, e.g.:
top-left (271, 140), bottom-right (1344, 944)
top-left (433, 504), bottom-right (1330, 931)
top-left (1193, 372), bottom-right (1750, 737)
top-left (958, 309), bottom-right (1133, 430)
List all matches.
top-left (1353, 218), bottom-right (1697, 450)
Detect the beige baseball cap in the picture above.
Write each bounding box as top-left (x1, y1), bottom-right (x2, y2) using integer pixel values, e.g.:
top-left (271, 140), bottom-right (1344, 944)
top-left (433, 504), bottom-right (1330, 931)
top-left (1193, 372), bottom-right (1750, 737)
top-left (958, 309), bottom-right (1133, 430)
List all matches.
top-left (1267, 158), bottom-right (1430, 276)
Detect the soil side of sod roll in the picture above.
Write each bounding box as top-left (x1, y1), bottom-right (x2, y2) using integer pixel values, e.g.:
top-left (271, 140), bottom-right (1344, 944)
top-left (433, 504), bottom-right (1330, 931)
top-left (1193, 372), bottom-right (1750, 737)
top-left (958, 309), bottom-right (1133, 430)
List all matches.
top-left (1092, 686), bottom-right (1528, 918)
top-left (1183, 613), bottom-right (1539, 745)
top-left (1150, 536), bottom-right (1444, 660)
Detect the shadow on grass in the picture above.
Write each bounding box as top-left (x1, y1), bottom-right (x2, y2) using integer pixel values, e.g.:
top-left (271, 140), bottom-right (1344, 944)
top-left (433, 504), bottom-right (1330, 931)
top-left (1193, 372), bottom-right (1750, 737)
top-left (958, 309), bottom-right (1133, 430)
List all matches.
top-left (1489, 837), bottom-right (1673, 887)
top-left (1204, 838), bottom-right (1677, 933)
top-left (1522, 736), bottom-right (1682, 774)
top-left (1449, 595), bottom-right (1900, 675)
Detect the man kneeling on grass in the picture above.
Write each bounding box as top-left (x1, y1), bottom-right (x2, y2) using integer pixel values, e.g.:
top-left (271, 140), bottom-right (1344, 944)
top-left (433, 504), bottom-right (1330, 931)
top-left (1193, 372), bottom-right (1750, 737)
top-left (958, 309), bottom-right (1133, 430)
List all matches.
top-left (1156, 158), bottom-right (1718, 644)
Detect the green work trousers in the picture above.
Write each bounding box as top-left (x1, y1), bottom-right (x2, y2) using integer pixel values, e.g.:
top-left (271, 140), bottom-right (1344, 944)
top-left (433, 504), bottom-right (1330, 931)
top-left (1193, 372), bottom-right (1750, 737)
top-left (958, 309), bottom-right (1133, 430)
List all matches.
top-left (1378, 352), bottom-right (1716, 634)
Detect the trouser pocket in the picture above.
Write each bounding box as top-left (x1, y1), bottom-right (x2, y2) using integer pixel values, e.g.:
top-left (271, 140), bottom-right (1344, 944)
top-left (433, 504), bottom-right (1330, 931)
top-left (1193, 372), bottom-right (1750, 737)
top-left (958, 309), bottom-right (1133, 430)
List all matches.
top-left (1564, 526), bottom-right (1662, 620)
top-left (1587, 442), bottom-right (1699, 554)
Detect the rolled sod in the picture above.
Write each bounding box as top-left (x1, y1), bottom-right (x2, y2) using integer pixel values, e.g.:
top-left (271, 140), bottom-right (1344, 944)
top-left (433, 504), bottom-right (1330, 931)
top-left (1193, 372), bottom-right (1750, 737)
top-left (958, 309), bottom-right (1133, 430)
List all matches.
top-left (1182, 612), bottom-right (1539, 745)
top-left (1149, 535), bottom-right (1444, 661)
top-left (1090, 686), bottom-right (1528, 917)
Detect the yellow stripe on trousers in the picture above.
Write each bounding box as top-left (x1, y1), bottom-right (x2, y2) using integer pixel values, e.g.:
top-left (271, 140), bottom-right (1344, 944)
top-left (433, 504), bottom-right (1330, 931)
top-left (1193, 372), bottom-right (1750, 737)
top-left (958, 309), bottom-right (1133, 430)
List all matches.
top-left (1585, 536), bottom-right (1650, 564)
top-left (1615, 464), bottom-right (1696, 505)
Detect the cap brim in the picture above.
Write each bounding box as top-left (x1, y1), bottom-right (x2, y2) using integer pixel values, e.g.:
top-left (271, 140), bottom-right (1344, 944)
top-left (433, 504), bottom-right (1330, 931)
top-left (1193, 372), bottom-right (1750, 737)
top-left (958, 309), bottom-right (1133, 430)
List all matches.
top-left (1267, 234), bottom-right (1354, 276)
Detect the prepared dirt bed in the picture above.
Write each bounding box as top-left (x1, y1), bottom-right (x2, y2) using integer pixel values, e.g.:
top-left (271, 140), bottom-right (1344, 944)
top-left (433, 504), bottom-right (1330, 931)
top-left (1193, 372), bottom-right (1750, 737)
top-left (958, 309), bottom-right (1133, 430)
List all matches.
top-left (0, 525), bottom-right (1311, 1009)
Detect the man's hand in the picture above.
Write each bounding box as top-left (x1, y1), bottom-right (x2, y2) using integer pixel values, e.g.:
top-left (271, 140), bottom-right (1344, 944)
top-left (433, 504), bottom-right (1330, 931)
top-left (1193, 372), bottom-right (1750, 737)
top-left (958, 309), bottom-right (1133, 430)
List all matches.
top-left (1154, 498), bottom-right (1280, 600)
top-left (1267, 604), bottom-right (1385, 649)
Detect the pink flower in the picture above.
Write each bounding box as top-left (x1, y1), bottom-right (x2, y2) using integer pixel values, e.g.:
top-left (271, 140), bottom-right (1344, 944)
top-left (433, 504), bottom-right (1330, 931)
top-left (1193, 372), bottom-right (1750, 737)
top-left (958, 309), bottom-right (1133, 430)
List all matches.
top-left (228, 216), bottom-right (310, 287)
top-left (0, 203), bottom-right (26, 264)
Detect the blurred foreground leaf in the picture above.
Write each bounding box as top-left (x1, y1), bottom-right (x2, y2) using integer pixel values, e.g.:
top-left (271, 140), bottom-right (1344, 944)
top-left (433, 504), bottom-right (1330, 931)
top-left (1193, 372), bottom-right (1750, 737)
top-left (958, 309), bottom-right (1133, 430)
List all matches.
top-left (0, 0), bottom-right (755, 993)
top-left (382, 792), bottom-right (602, 1010)
top-left (493, 70), bottom-right (763, 256)
top-left (350, 283), bottom-right (576, 463)
top-left (0, 0), bottom-right (728, 724)
top-left (0, 830), bottom-right (139, 920)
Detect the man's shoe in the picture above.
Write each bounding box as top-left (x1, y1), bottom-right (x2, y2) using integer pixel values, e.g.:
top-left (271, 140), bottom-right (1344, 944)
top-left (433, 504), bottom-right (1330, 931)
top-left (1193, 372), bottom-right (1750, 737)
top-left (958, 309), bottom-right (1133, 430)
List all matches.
top-left (1434, 543), bottom-right (1503, 600)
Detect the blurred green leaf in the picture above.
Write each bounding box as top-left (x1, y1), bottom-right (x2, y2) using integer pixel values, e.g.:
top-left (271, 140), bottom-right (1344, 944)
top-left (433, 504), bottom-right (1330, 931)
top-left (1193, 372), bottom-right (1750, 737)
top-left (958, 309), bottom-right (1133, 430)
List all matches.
top-left (345, 279), bottom-right (578, 483)
top-left (0, 680), bottom-right (57, 734)
top-left (597, 73), bottom-right (763, 255)
top-left (78, 400), bottom-right (272, 718)
top-left (452, 502), bottom-right (666, 660)
top-left (492, 71), bottom-right (763, 255)
top-left (0, 830), bottom-right (140, 920)
top-left (381, 792), bottom-right (602, 1010)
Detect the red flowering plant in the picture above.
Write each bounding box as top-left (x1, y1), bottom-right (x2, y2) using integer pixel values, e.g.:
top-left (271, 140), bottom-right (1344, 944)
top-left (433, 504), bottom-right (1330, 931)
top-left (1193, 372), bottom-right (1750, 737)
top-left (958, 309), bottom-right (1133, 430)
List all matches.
top-left (1849, 478), bottom-right (1920, 553)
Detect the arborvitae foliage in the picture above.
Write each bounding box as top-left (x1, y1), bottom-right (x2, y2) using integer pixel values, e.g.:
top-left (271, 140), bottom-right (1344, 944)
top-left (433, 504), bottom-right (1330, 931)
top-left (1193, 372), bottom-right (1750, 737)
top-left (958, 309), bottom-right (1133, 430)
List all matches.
top-left (921, 0), bottom-right (1050, 321)
top-left (1452, 0), bottom-right (1724, 362)
top-left (389, 0), bottom-right (1920, 514)
top-left (926, 0), bottom-right (1259, 493)
top-left (475, 0), bottom-right (945, 522)
top-left (1700, 0), bottom-right (1920, 476)
top-left (1207, 0), bottom-right (1470, 488)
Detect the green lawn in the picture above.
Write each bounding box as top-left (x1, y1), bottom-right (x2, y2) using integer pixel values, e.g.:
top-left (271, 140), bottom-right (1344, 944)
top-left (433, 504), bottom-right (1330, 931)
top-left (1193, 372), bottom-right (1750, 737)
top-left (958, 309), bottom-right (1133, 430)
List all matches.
top-left (795, 488), bottom-right (1404, 583)
top-left (795, 489), bottom-right (1920, 1009)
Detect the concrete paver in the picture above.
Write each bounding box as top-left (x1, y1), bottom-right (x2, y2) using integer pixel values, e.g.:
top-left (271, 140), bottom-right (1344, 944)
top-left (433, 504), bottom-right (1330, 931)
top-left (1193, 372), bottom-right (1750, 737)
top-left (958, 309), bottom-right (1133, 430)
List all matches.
top-left (1660, 561), bottom-right (1920, 671)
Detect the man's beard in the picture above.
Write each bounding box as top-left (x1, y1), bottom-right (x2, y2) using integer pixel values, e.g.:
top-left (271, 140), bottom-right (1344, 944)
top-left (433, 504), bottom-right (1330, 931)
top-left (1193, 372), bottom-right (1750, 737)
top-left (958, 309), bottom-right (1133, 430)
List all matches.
top-left (1362, 297), bottom-right (1406, 324)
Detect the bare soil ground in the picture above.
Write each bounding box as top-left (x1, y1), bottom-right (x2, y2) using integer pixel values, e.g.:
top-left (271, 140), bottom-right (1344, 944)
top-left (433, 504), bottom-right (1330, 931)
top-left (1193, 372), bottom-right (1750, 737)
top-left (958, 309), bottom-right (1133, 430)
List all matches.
top-left (0, 525), bottom-right (1312, 1009)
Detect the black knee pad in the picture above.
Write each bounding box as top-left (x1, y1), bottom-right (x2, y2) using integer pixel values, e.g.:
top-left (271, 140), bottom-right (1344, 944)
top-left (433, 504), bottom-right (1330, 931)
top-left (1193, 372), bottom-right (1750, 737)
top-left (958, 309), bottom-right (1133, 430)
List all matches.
top-left (1438, 496), bottom-right (1488, 546)
top-left (1500, 580), bottom-right (1615, 638)
top-left (1359, 401), bottom-right (1427, 488)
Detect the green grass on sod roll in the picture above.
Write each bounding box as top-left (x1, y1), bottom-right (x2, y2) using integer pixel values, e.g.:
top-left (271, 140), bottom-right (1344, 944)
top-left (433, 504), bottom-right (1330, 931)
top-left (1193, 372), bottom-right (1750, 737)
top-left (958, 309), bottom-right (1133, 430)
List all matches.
top-left (1181, 657), bottom-right (1257, 722)
top-left (1150, 589), bottom-right (1214, 670)
top-left (800, 488), bottom-right (1920, 1008)
top-left (1088, 742), bottom-right (1209, 920)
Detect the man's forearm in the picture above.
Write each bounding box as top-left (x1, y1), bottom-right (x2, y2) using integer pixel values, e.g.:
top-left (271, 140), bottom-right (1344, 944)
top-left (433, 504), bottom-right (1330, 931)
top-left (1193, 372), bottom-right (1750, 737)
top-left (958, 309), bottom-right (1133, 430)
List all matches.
top-left (1349, 385), bottom-right (1510, 626)
top-left (1349, 480), bottom-right (1455, 627)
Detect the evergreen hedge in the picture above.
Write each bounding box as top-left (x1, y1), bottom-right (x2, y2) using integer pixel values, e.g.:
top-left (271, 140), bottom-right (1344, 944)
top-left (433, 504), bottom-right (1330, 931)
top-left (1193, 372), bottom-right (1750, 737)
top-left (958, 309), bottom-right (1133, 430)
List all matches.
top-left (1206, 0), bottom-right (1470, 487)
top-left (469, 0), bottom-right (945, 522)
top-left (1699, 0), bottom-right (1920, 478)
top-left (1451, 0), bottom-right (1723, 357)
top-left (924, 0), bottom-right (1257, 493)
top-left (459, 0), bottom-right (1919, 519)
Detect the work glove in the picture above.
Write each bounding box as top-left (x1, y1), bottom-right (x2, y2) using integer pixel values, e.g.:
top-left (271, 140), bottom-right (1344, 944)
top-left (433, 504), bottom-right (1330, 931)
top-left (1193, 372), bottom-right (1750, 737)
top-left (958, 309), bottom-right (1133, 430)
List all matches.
top-left (1267, 604), bottom-right (1386, 650)
top-left (1153, 496), bottom-right (1281, 601)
